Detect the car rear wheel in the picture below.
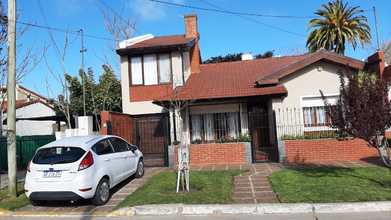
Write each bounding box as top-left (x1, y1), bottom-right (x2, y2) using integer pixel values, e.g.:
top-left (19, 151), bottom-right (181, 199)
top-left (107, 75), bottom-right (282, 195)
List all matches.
top-left (92, 178), bottom-right (110, 206)
top-left (135, 159), bottom-right (144, 178)
top-left (30, 199), bottom-right (44, 206)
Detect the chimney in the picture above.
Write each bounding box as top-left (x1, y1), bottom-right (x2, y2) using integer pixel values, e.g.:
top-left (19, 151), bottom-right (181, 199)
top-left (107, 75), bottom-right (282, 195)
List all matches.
top-left (366, 51), bottom-right (385, 78)
top-left (184, 14), bottom-right (201, 74)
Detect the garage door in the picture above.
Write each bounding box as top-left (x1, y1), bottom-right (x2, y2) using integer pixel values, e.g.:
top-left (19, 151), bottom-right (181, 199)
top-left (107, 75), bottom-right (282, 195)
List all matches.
top-left (134, 114), bottom-right (170, 167)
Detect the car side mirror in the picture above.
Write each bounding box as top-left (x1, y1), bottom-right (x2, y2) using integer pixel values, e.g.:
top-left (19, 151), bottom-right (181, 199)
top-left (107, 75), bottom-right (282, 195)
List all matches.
top-left (129, 145), bottom-right (137, 152)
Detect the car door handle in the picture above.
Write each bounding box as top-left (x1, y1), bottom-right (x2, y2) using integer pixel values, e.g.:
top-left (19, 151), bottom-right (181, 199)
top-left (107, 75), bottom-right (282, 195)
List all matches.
top-left (104, 158), bottom-right (110, 161)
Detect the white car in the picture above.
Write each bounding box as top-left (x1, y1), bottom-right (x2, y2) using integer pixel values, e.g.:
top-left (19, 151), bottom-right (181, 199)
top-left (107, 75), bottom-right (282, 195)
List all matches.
top-left (24, 135), bottom-right (144, 205)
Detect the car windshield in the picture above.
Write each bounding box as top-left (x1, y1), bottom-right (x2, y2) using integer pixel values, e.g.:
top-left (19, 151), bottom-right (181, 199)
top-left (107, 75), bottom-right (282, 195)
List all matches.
top-left (32, 147), bottom-right (86, 164)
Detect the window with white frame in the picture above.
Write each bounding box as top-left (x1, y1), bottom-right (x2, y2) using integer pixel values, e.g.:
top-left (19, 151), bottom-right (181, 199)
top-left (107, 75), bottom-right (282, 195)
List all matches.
top-left (190, 112), bottom-right (240, 143)
top-left (129, 52), bottom-right (189, 86)
top-left (158, 53), bottom-right (171, 83)
top-left (301, 95), bottom-right (337, 127)
top-left (130, 56), bottom-right (143, 85)
top-left (143, 54), bottom-right (158, 85)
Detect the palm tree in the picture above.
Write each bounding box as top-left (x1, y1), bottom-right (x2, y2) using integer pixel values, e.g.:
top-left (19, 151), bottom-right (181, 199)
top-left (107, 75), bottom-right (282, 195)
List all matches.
top-left (307, 0), bottom-right (371, 54)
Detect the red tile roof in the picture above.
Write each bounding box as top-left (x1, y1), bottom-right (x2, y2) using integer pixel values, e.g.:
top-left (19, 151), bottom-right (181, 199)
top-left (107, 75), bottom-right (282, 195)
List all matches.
top-left (154, 50), bottom-right (366, 102)
top-left (155, 55), bottom-right (308, 102)
top-left (256, 49), bottom-right (365, 85)
top-left (116, 35), bottom-right (195, 55)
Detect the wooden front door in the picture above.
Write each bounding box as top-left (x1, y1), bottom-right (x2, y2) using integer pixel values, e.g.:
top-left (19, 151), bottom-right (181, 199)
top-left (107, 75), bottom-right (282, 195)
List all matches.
top-left (248, 105), bottom-right (278, 162)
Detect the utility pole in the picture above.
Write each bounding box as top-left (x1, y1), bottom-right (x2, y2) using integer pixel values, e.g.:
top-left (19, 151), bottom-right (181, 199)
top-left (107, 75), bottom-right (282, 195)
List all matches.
top-left (79, 29), bottom-right (87, 116)
top-left (373, 6), bottom-right (380, 51)
top-left (7, 0), bottom-right (17, 197)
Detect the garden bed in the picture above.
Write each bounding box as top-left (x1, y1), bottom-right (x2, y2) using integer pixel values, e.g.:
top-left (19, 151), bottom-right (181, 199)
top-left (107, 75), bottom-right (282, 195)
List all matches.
top-left (117, 170), bottom-right (242, 208)
top-left (269, 166), bottom-right (391, 203)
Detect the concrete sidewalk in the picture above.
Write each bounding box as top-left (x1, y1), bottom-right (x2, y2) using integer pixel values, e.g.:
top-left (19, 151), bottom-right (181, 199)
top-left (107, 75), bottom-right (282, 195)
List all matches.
top-left (109, 202), bottom-right (391, 217)
top-left (2, 211), bottom-right (391, 220)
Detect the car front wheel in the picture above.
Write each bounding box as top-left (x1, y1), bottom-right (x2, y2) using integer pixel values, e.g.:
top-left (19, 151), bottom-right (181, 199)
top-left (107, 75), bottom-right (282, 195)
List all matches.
top-left (135, 159), bottom-right (144, 178)
top-left (92, 178), bottom-right (110, 206)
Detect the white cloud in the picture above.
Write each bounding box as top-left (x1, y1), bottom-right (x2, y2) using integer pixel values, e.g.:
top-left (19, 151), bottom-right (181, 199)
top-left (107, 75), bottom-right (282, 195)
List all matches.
top-left (130, 0), bottom-right (184, 21)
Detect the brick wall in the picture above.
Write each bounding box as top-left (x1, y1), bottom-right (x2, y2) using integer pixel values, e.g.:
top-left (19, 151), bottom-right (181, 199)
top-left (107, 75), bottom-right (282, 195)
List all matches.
top-left (130, 84), bottom-right (172, 102)
top-left (174, 142), bottom-right (248, 166)
top-left (284, 138), bottom-right (379, 163)
top-left (100, 111), bottom-right (133, 143)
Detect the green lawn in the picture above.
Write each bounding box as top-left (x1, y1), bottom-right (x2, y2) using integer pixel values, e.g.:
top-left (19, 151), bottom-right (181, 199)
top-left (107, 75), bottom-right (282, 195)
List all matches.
top-left (0, 183), bottom-right (30, 210)
top-left (269, 166), bottom-right (391, 203)
top-left (117, 170), bottom-right (242, 208)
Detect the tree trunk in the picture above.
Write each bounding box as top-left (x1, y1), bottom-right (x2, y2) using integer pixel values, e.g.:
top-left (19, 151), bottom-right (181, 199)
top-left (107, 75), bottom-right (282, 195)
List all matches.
top-left (376, 136), bottom-right (391, 168)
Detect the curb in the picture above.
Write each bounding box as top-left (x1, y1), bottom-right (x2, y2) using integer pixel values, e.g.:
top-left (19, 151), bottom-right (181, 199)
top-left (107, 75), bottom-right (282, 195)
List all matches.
top-left (2, 202), bottom-right (391, 217)
top-left (109, 202), bottom-right (391, 216)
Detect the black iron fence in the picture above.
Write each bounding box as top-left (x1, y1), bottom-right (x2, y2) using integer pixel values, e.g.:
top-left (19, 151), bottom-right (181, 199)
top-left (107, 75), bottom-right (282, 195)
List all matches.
top-left (274, 108), bottom-right (338, 140)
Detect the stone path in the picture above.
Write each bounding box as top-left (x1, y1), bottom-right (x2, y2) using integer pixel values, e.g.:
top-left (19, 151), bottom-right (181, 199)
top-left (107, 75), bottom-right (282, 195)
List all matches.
top-left (191, 163), bottom-right (282, 204)
top-left (17, 167), bottom-right (165, 215)
top-left (232, 163), bottom-right (282, 204)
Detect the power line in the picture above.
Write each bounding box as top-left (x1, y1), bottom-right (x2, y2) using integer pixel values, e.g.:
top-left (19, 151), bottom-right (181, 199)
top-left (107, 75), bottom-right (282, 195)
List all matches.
top-left (148, 0), bottom-right (314, 19)
top-left (198, 0), bottom-right (305, 38)
top-left (16, 20), bottom-right (115, 41)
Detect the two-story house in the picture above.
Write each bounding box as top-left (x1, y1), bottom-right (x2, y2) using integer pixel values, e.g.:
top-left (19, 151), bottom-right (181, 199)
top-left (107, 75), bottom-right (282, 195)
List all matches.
top-left (115, 14), bottom-right (388, 166)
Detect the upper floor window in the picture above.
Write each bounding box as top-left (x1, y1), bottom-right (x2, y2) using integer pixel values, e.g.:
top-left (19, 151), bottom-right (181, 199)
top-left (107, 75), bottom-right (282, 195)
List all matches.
top-left (129, 52), bottom-right (190, 86)
top-left (131, 57), bottom-right (143, 85)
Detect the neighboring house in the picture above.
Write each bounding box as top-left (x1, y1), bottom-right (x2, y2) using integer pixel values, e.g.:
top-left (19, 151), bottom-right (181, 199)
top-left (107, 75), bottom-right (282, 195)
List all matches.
top-left (114, 14), bottom-right (387, 166)
top-left (1, 85), bottom-right (57, 136)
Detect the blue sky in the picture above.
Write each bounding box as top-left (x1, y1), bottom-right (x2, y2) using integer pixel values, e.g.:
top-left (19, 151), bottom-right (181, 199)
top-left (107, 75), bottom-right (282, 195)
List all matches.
top-left (13, 0), bottom-right (391, 97)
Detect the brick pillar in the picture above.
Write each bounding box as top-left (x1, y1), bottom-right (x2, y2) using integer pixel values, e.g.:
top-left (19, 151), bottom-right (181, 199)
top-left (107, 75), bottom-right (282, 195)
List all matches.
top-left (100, 111), bottom-right (110, 135)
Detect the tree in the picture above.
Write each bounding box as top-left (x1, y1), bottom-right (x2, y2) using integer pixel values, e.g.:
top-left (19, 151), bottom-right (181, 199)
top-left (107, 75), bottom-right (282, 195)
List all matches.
top-left (203, 51), bottom-right (274, 64)
top-left (307, 0), bottom-right (371, 54)
top-left (95, 64), bottom-right (121, 112)
top-left (62, 65), bottom-right (122, 117)
top-left (203, 53), bottom-right (242, 64)
top-left (321, 71), bottom-right (391, 167)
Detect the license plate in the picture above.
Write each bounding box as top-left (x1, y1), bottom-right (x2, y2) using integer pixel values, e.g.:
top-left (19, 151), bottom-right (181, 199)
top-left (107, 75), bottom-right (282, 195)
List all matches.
top-left (43, 170), bottom-right (62, 178)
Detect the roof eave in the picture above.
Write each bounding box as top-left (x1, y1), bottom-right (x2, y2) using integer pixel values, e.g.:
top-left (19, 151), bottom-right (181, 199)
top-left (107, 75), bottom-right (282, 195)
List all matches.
top-left (255, 50), bottom-right (365, 84)
top-left (116, 39), bottom-right (195, 56)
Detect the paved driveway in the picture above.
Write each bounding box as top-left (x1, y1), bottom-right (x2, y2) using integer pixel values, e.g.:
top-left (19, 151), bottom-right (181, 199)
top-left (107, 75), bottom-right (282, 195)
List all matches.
top-left (17, 167), bottom-right (165, 215)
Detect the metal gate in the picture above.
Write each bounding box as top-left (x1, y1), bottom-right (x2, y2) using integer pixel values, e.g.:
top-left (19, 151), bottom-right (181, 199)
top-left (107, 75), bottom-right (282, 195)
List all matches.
top-left (134, 114), bottom-right (170, 167)
top-left (248, 108), bottom-right (278, 162)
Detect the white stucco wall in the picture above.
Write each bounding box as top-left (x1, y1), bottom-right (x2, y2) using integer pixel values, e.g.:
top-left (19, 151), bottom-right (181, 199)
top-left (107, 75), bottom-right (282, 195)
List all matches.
top-left (272, 61), bottom-right (344, 110)
top-left (271, 61), bottom-right (351, 138)
top-left (2, 102), bottom-right (56, 136)
top-left (121, 51), bottom-right (191, 115)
